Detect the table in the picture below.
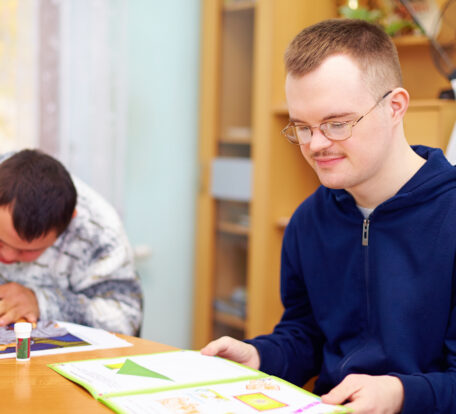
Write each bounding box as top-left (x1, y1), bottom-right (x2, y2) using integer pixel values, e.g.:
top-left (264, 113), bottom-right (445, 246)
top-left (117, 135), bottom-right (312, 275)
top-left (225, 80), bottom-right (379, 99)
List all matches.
top-left (0, 334), bottom-right (177, 413)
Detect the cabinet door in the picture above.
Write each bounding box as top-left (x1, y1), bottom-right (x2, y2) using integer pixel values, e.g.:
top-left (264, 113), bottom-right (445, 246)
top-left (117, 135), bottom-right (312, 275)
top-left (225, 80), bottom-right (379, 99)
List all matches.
top-left (404, 101), bottom-right (456, 150)
top-left (194, 0), bottom-right (256, 348)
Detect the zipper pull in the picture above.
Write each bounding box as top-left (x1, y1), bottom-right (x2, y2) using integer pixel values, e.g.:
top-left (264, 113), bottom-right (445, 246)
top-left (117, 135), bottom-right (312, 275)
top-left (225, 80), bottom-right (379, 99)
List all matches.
top-left (362, 219), bottom-right (370, 246)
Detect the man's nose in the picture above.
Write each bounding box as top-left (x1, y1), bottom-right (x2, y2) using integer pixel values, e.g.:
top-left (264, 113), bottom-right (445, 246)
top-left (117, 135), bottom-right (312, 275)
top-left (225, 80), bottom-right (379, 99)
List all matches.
top-left (308, 127), bottom-right (333, 152)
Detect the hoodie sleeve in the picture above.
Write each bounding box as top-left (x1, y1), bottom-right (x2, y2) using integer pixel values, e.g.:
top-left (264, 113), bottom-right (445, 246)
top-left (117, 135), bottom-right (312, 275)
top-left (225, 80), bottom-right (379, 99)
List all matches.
top-left (246, 217), bottom-right (324, 386)
top-left (393, 299), bottom-right (456, 414)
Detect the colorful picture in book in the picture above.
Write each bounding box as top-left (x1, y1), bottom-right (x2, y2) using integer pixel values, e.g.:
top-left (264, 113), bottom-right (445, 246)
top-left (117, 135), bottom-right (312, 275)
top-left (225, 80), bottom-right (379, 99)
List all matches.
top-left (0, 320), bottom-right (88, 355)
top-left (235, 392), bottom-right (288, 411)
top-left (157, 396), bottom-right (202, 413)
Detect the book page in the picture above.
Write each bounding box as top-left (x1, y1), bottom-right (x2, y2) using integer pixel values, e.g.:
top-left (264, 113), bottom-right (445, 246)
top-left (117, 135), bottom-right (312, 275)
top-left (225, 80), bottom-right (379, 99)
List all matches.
top-left (49, 350), bottom-right (263, 398)
top-left (100, 376), bottom-right (349, 414)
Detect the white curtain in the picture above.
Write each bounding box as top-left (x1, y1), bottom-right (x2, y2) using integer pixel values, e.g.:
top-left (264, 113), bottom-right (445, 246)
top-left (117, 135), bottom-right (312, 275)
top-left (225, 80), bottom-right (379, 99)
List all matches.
top-left (0, 0), bottom-right (127, 215)
top-left (58, 0), bottom-right (127, 214)
top-left (0, 0), bottom-right (39, 152)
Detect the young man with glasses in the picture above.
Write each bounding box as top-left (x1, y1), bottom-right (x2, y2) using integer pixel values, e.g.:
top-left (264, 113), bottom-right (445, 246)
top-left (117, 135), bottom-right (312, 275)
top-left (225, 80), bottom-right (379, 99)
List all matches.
top-left (202, 19), bottom-right (456, 414)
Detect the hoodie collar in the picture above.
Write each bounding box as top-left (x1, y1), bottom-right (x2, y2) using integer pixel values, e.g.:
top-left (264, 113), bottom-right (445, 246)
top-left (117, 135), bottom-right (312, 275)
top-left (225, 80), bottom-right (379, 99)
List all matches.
top-left (332, 145), bottom-right (456, 212)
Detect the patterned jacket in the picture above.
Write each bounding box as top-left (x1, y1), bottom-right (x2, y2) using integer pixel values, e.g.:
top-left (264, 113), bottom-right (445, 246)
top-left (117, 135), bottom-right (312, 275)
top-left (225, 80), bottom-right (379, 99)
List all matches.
top-left (0, 154), bottom-right (143, 335)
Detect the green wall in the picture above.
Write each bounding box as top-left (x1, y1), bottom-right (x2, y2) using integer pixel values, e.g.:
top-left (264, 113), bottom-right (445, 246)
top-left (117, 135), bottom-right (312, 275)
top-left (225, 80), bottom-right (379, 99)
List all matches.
top-left (124, 0), bottom-right (200, 347)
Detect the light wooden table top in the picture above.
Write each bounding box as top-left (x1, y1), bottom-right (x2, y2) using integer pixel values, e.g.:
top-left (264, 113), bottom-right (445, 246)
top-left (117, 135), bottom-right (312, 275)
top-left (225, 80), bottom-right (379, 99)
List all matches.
top-left (0, 334), bottom-right (177, 413)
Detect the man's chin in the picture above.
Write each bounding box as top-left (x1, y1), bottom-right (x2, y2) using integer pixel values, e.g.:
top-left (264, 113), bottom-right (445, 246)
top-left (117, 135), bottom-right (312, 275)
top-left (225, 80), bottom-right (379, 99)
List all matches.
top-left (314, 170), bottom-right (347, 190)
top-left (318, 177), bottom-right (346, 190)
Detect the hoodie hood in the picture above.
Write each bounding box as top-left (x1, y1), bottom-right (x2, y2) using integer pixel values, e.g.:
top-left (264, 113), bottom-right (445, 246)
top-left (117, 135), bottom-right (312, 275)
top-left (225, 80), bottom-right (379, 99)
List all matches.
top-left (332, 145), bottom-right (456, 214)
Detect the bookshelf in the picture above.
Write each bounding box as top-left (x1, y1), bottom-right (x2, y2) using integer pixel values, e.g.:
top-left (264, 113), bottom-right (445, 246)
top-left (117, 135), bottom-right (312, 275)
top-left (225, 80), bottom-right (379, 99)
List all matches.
top-left (193, 0), bottom-right (337, 349)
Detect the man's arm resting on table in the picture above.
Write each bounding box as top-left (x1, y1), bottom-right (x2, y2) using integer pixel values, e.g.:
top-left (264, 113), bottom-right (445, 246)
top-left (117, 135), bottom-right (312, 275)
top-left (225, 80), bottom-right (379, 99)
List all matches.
top-left (34, 237), bottom-right (143, 335)
top-left (33, 277), bottom-right (142, 335)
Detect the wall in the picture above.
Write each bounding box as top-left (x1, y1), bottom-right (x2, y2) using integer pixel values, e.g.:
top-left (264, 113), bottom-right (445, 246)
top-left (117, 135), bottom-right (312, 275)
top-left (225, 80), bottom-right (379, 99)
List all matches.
top-left (125, 0), bottom-right (200, 348)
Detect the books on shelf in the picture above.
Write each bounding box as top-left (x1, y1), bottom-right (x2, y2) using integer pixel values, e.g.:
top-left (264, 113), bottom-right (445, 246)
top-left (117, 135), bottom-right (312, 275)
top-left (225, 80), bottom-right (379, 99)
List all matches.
top-left (214, 286), bottom-right (247, 319)
top-left (49, 350), bottom-right (349, 414)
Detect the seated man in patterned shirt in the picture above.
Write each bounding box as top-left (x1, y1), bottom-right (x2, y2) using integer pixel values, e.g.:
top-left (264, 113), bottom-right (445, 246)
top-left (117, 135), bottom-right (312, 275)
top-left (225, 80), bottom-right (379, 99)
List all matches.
top-left (0, 149), bottom-right (142, 336)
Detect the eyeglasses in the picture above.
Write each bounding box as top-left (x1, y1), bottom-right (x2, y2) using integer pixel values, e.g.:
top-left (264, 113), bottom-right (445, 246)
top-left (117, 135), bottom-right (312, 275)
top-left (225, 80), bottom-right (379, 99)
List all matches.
top-left (281, 90), bottom-right (392, 145)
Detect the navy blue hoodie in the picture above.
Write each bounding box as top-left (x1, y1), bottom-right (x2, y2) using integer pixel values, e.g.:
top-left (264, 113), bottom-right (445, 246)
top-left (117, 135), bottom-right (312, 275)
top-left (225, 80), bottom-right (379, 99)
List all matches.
top-left (248, 146), bottom-right (456, 413)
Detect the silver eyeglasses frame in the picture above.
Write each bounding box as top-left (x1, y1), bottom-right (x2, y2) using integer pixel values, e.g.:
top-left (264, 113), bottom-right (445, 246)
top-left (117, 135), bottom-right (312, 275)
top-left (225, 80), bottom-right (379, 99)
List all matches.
top-left (281, 90), bottom-right (393, 145)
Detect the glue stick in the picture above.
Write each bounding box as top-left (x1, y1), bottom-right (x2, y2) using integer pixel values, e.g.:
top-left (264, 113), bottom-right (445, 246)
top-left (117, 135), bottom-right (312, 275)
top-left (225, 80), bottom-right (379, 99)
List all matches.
top-left (14, 322), bottom-right (32, 361)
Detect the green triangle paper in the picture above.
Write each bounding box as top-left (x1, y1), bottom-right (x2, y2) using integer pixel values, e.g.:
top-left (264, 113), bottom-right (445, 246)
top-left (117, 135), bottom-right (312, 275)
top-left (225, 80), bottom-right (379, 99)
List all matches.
top-left (117, 358), bottom-right (173, 381)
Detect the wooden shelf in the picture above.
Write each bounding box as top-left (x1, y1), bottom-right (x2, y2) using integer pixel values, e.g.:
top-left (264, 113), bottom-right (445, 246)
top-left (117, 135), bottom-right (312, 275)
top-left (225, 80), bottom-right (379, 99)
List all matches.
top-left (195, 0), bottom-right (370, 350)
top-left (276, 217), bottom-right (290, 229)
top-left (223, 0), bottom-right (256, 12)
top-left (220, 135), bottom-right (251, 145)
top-left (404, 99), bottom-right (456, 149)
top-left (214, 310), bottom-right (246, 330)
top-left (408, 99), bottom-right (456, 108)
top-left (217, 221), bottom-right (250, 236)
top-left (273, 103), bottom-right (288, 116)
top-left (221, 126), bottom-right (252, 144)
top-left (393, 34), bottom-right (453, 49)
top-left (393, 34), bottom-right (429, 47)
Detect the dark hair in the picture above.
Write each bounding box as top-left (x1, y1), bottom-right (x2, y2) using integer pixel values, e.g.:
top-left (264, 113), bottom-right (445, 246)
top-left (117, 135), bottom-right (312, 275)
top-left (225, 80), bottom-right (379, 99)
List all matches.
top-left (0, 149), bottom-right (77, 241)
top-left (285, 19), bottom-right (403, 97)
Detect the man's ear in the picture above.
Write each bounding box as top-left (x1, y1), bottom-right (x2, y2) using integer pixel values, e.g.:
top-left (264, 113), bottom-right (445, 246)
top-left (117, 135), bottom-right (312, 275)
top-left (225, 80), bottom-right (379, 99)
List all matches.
top-left (72, 209), bottom-right (77, 219)
top-left (389, 87), bottom-right (409, 124)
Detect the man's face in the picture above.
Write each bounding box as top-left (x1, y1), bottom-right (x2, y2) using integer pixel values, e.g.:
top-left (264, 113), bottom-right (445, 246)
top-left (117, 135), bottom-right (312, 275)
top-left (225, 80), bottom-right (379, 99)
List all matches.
top-left (0, 206), bottom-right (58, 264)
top-left (285, 55), bottom-right (393, 196)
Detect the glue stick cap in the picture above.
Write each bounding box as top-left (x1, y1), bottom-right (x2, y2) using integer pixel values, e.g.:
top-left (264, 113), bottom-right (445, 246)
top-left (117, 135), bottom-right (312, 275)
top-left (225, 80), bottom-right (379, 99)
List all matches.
top-left (14, 322), bottom-right (32, 337)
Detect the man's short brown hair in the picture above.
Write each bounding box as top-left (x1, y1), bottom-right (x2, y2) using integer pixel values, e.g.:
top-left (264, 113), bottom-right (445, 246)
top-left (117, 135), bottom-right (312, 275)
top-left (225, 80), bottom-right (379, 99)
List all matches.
top-left (0, 149), bottom-right (77, 241)
top-left (285, 19), bottom-right (402, 97)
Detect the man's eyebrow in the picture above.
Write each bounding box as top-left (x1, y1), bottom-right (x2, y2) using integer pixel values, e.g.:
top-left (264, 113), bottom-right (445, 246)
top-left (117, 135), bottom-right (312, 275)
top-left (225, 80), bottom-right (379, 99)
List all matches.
top-left (288, 117), bottom-right (306, 124)
top-left (289, 111), bottom-right (357, 124)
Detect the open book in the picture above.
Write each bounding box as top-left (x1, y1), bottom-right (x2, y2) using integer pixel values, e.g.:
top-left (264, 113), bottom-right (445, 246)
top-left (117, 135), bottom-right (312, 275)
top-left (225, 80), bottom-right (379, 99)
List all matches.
top-left (49, 350), bottom-right (350, 413)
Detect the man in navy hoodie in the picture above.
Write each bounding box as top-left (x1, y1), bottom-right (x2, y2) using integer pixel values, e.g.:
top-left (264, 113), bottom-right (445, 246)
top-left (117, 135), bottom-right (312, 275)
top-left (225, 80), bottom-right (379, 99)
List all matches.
top-left (202, 19), bottom-right (456, 414)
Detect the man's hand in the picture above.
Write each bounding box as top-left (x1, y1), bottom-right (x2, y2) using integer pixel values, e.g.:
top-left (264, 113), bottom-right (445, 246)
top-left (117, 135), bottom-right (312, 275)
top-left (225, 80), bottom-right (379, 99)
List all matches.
top-left (321, 374), bottom-right (404, 414)
top-left (201, 336), bottom-right (261, 369)
top-left (0, 282), bottom-right (40, 326)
